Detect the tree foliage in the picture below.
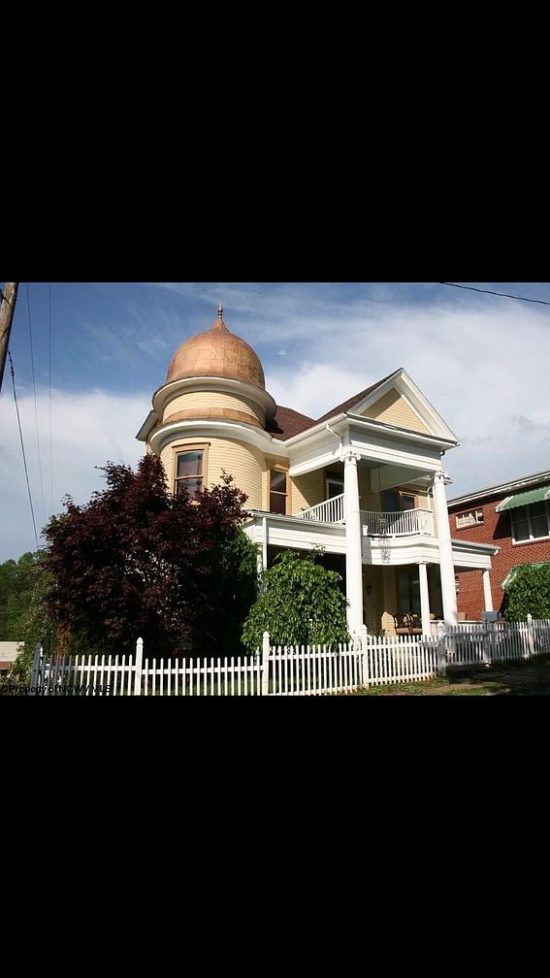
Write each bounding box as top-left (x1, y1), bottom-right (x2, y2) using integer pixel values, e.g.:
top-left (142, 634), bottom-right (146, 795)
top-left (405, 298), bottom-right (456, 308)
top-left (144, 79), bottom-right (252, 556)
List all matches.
top-left (0, 551), bottom-right (45, 641)
top-left (241, 549), bottom-right (349, 652)
top-left (43, 454), bottom-right (258, 657)
top-left (0, 550), bottom-right (53, 688)
top-left (504, 564), bottom-right (550, 622)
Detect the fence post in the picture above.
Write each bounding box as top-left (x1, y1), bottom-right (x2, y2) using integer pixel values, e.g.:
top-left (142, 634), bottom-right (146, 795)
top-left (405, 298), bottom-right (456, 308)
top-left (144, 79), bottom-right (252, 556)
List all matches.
top-left (261, 631), bottom-right (270, 696)
top-left (359, 624), bottom-right (369, 687)
top-left (482, 621), bottom-right (491, 667)
top-left (526, 613), bottom-right (535, 658)
top-left (29, 643), bottom-right (43, 695)
top-left (134, 637), bottom-right (143, 696)
top-left (437, 620), bottom-right (447, 677)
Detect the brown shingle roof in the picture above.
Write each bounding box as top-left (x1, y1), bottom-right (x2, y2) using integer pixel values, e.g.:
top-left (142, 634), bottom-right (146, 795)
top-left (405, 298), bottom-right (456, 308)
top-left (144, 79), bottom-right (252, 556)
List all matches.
top-left (268, 406), bottom-right (316, 441)
top-left (268, 369), bottom-right (401, 442)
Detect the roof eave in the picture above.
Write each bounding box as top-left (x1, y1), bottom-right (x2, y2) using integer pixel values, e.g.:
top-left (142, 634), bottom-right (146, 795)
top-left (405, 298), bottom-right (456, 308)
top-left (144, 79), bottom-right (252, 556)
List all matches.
top-left (451, 539), bottom-right (500, 555)
top-left (448, 469), bottom-right (550, 509)
top-left (136, 410), bottom-right (158, 442)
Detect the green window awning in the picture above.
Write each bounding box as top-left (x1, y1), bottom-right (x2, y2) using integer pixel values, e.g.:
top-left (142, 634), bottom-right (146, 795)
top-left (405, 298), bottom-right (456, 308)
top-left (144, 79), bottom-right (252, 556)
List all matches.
top-left (495, 485), bottom-right (550, 512)
top-left (502, 561), bottom-right (550, 589)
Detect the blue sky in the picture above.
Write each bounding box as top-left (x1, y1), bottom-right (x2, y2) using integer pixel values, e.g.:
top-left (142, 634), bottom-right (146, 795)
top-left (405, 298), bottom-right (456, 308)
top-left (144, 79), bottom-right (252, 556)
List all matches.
top-left (1, 281), bottom-right (550, 561)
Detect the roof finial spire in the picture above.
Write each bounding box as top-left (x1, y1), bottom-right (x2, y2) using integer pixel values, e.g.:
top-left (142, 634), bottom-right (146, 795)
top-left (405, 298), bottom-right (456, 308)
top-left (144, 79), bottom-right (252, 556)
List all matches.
top-left (213, 301), bottom-right (228, 331)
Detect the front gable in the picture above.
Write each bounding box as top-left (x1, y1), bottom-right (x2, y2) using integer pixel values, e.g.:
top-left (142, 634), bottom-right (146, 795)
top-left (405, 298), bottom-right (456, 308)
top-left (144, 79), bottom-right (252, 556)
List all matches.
top-left (347, 369), bottom-right (459, 443)
top-left (361, 388), bottom-right (430, 434)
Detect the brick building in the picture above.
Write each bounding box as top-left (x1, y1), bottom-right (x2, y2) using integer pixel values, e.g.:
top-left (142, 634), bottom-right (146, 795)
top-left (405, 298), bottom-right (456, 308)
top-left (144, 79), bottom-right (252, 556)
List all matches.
top-left (448, 469), bottom-right (550, 620)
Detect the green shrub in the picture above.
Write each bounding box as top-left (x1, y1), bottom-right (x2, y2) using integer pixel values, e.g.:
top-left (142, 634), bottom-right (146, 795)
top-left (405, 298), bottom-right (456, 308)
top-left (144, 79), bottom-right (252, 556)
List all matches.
top-left (241, 549), bottom-right (349, 651)
top-left (504, 564), bottom-right (550, 621)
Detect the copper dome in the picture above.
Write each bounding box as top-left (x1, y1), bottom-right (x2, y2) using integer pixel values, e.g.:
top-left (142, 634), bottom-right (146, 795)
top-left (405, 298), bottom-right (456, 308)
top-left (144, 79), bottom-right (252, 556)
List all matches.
top-left (166, 305), bottom-right (265, 389)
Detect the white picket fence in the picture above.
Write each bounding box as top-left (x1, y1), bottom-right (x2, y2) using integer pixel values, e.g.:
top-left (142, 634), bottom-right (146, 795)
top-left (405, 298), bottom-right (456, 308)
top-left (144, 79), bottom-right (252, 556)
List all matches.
top-left (28, 617), bottom-right (550, 696)
top-left (444, 617), bottom-right (550, 667)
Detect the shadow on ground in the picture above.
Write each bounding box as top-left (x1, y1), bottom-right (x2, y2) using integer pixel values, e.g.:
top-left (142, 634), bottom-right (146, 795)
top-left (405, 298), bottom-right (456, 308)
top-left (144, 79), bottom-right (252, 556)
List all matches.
top-left (442, 655), bottom-right (550, 695)
top-left (354, 655), bottom-right (550, 695)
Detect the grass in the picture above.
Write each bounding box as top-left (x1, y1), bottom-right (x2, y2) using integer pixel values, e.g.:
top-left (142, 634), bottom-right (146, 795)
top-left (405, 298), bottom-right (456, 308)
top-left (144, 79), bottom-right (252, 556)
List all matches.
top-left (350, 654), bottom-right (550, 695)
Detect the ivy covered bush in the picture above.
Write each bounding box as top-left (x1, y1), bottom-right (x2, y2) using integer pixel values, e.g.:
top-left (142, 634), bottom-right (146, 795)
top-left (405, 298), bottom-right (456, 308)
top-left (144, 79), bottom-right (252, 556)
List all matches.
top-left (241, 549), bottom-right (349, 652)
top-left (504, 564), bottom-right (550, 621)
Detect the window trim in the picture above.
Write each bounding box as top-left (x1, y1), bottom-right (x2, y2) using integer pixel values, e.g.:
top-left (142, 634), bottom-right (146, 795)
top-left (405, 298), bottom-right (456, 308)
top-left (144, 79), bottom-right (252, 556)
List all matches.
top-left (382, 488), bottom-right (418, 512)
top-left (510, 499), bottom-right (550, 545)
top-left (173, 442), bottom-right (209, 498)
top-left (269, 466), bottom-right (288, 515)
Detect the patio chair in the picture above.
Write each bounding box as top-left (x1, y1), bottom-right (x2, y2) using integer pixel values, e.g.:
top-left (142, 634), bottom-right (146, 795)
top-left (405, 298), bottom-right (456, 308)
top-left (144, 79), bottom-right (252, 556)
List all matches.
top-left (393, 613), bottom-right (423, 635)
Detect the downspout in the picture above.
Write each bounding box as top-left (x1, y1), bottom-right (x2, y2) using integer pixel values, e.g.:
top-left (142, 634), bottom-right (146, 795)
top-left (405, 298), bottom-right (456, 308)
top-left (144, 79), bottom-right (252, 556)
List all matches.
top-left (326, 421), bottom-right (345, 515)
top-left (325, 422), bottom-right (343, 452)
top-left (262, 515), bottom-right (268, 570)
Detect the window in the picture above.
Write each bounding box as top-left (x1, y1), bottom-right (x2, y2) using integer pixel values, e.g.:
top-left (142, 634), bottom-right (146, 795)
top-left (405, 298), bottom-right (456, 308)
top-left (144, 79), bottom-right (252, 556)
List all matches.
top-left (326, 477), bottom-right (344, 499)
top-left (382, 490), bottom-right (399, 512)
top-left (455, 509), bottom-right (484, 529)
top-left (511, 501), bottom-right (550, 543)
top-left (175, 449), bottom-right (204, 498)
top-left (382, 490), bottom-right (416, 512)
top-left (270, 469), bottom-right (287, 514)
top-left (398, 569), bottom-right (421, 614)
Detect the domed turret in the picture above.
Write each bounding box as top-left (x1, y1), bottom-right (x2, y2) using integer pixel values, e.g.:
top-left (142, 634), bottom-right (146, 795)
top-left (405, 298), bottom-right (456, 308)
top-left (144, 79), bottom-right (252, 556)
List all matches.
top-left (166, 303), bottom-right (265, 389)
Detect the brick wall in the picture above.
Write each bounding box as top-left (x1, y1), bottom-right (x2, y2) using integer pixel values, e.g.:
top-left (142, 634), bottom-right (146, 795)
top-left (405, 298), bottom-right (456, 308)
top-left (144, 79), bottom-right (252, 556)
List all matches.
top-left (448, 490), bottom-right (550, 619)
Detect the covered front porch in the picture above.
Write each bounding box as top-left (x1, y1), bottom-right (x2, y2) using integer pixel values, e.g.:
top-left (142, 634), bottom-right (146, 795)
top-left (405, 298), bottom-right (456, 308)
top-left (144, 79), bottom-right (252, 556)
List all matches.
top-left (243, 511), bottom-right (498, 637)
top-left (250, 402), bottom-right (498, 635)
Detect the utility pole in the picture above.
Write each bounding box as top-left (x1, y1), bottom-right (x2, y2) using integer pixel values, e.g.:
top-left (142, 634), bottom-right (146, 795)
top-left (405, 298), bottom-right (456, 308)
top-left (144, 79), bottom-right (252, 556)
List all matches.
top-left (0, 283), bottom-right (19, 393)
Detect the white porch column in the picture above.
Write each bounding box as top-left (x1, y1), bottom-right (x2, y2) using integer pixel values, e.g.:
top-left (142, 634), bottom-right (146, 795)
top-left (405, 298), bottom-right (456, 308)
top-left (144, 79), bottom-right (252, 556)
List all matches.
top-left (433, 470), bottom-right (458, 626)
top-left (344, 449), bottom-right (364, 637)
top-left (256, 516), bottom-right (268, 575)
top-left (482, 570), bottom-right (494, 612)
top-left (418, 562), bottom-right (431, 636)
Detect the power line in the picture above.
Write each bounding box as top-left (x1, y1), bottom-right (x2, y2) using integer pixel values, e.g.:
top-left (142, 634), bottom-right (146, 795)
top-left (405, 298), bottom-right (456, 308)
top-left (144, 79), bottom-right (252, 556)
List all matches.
top-left (440, 282), bottom-right (550, 306)
top-left (48, 283), bottom-right (54, 515)
top-left (8, 352), bottom-right (40, 551)
top-left (25, 284), bottom-right (46, 524)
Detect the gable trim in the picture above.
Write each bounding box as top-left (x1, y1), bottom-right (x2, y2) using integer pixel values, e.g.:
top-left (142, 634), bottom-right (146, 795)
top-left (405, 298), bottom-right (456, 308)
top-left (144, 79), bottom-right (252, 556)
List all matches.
top-left (348, 369), bottom-right (458, 443)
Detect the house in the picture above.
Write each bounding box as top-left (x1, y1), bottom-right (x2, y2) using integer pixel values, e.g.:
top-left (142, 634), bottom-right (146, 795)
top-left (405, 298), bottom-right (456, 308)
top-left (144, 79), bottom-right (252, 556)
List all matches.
top-left (137, 304), bottom-right (497, 636)
top-left (0, 642), bottom-right (23, 674)
top-left (448, 469), bottom-right (550, 620)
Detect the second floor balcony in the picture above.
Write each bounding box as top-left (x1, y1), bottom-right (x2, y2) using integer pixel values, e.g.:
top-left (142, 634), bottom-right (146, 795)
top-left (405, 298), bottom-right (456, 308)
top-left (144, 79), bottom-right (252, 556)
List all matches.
top-left (295, 493), bottom-right (435, 537)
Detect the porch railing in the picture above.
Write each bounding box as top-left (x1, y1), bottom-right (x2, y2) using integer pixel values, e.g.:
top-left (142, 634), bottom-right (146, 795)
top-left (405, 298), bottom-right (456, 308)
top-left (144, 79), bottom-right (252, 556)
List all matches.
top-left (296, 493), bottom-right (345, 523)
top-left (362, 508), bottom-right (434, 537)
top-left (295, 497), bottom-right (434, 537)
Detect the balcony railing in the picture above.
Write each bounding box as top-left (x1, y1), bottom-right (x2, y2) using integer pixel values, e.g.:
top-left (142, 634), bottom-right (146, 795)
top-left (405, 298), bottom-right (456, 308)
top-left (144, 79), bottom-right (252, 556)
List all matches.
top-left (361, 508), bottom-right (434, 537)
top-left (296, 494), bottom-right (345, 523)
top-left (295, 496), bottom-right (434, 537)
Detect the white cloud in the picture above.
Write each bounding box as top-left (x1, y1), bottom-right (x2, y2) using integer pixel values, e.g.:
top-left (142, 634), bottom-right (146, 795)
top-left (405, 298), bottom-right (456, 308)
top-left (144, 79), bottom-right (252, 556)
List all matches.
top-left (0, 389), bottom-right (147, 561)
top-left (2, 289), bottom-right (549, 560)
top-left (265, 299), bottom-right (550, 497)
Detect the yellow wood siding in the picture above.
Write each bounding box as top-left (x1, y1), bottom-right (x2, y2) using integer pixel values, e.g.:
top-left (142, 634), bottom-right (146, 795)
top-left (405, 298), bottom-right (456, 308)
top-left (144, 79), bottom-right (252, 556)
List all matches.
top-left (289, 470), bottom-right (325, 515)
top-left (381, 566), bottom-right (398, 636)
top-left (363, 566), bottom-right (385, 635)
top-left (160, 435), bottom-right (265, 509)
top-left (162, 390), bottom-right (265, 427)
top-left (358, 468), bottom-right (379, 511)
top-left (363, 389), bottom-right (430, 434)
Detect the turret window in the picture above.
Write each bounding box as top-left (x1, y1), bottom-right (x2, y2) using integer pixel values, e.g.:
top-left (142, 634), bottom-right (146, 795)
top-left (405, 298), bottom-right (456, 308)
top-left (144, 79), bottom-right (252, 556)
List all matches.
top-left (175, 449), bottom-right (204, 498)
top-left (270, 470), bottom-right (288, 514)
